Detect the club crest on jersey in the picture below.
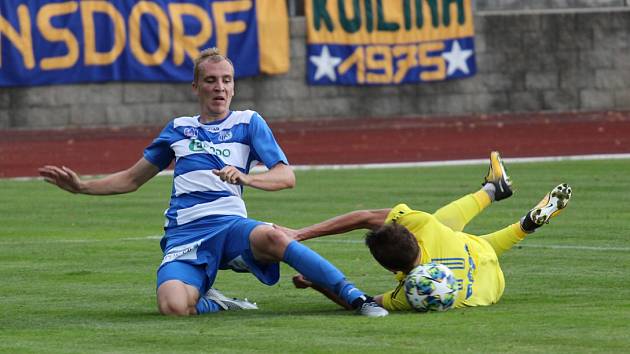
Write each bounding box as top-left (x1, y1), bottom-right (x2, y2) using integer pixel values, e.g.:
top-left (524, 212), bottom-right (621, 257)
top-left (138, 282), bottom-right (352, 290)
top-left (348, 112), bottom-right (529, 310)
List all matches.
top-left (183, 128), bottom-right (198, 138)
top-left (218, 130), bottom-right (232, 141)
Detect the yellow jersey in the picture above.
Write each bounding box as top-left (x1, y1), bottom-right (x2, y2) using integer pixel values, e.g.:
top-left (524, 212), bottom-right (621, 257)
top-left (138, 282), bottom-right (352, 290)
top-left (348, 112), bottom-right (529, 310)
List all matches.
top-left (381, 204), bottom-right (505, 311)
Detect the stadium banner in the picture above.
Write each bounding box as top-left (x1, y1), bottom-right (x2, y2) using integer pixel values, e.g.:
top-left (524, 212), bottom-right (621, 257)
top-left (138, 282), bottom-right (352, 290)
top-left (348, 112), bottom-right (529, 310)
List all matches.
top-left (305, 0), bottom-right (476, 85)
top-left (0, 0), bottom-right (289, 87)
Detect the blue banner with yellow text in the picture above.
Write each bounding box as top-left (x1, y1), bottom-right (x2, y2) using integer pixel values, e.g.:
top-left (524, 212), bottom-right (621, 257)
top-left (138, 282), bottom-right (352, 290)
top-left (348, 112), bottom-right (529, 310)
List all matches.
top-left (0, 0), bottom-right (289, 87)
top-left (306, 0), bottom-right (475, 85)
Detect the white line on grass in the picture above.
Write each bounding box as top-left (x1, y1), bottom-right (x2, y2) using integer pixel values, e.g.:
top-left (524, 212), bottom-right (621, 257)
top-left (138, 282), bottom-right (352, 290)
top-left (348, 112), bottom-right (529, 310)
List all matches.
top-left (0, 235), bottom-right (162, 245)
top-left (287, 153), bottom-right (630, 172)
top-left (165, 152), bottom-right (630, 174)
top-left (7, 153), bottom-right (630, 181)
top-left (306, 238), bottom-right (630, 252)
top-left (0, 235), bottom-right (628, 252)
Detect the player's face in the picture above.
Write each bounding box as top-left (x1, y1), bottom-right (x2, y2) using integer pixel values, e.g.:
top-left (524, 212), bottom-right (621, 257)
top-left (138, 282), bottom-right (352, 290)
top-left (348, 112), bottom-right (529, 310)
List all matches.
top-left (193, 59), bottom-right (235, 122)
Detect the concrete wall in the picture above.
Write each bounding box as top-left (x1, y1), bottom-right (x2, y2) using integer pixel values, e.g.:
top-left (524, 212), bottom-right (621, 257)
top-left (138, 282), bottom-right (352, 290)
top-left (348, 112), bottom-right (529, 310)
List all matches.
top-left (475, 0), bottom-right (628, 11)
top-left (1, 8), bottom-right (630, 129)
top-left (285, 0), bottom-right (630, 15)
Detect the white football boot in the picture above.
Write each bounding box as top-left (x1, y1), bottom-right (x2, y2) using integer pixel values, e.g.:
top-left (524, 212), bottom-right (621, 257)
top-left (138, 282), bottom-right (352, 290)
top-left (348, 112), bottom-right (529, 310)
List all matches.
top-left (355, 296), bottom-right (389, 317)
top-left (529, 183), bottom-right (572, 225)
top-left (205, 288), bottom-right (258, 310)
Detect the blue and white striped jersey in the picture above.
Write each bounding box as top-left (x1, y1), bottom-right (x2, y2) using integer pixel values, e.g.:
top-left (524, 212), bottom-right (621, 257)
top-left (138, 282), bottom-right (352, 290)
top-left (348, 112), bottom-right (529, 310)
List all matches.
top-left (144, 110), bottom-right (288, 239)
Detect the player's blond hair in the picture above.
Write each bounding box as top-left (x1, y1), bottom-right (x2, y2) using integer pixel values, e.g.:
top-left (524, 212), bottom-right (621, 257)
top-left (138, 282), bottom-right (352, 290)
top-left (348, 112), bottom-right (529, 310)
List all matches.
top-left (193, 47), bottom-right (234, 83)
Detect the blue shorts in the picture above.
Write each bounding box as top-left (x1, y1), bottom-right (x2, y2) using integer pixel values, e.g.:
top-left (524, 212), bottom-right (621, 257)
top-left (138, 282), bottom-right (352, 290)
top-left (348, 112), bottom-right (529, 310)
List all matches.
top-left (156, 216), bottom-right (280, 294)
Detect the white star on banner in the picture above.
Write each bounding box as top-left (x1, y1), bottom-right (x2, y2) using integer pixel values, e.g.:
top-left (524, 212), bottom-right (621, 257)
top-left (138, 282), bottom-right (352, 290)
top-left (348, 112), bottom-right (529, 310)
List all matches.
top-left (309, 46), bottom-right (342, 81)
top-left (442, 40), bottom-right (473, 76)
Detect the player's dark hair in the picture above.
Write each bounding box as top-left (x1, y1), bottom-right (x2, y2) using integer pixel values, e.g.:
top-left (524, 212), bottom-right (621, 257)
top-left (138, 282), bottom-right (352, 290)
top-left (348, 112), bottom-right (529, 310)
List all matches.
top-left (365, 222), bottom-right (420, 273)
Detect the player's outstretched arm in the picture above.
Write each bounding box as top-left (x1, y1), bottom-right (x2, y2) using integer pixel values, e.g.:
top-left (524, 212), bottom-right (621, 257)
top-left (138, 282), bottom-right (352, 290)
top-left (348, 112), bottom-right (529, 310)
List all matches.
top-left (38, 157), bottom-right (159, 195)
top-left (289, 209), bottom-right (391, 242)
top-left (212, 163), bottom-right (295, 191)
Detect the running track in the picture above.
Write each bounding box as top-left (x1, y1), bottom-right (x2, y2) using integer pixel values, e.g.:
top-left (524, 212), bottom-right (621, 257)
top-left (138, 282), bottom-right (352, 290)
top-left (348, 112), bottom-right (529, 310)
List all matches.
top-left (1, 111), bottom-right (629, 178)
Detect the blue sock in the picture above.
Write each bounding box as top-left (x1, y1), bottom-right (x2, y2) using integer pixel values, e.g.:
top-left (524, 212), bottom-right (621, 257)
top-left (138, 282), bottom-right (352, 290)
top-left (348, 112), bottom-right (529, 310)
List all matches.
top-left (195, 296), bottom-right (222, 315)
top-left (283, 241), bottom-right (365, 306)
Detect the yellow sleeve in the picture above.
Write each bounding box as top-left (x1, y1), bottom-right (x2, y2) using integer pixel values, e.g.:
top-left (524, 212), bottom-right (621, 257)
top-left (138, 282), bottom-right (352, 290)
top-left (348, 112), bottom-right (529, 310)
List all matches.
top-left (385, 203), bottom-right (412, 223)
top-left (381, 280), bottom-right (412, 311)
top-left (386, 203), bottom-right (432, 235)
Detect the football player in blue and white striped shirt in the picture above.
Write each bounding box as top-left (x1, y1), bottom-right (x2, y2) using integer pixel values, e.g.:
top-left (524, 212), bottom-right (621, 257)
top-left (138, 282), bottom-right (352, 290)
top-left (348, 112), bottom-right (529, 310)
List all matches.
top-left (39, 48), bottom-right (387, 317)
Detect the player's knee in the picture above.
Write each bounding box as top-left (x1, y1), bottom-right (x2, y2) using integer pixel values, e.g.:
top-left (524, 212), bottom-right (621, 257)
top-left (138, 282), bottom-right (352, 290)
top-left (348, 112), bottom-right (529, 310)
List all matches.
top-left (251, 227), bottom-right (291, 262)
top-left (157, 281), bottom-right (195, 316)
top-left (265, 228), bottom-right (291, 249)
top-left (158, 298), bottom-right (191, 316)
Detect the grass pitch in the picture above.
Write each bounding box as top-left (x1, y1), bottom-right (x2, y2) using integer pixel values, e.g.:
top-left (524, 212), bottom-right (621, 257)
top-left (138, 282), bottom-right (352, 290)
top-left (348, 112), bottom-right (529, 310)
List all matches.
top-left (1, 159), bottom-right (629, 353)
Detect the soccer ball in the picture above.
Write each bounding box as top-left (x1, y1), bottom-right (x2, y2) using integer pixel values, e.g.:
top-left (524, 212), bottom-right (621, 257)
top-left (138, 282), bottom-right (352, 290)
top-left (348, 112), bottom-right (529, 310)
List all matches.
top-left (404, 262), bottom-right (459, 312)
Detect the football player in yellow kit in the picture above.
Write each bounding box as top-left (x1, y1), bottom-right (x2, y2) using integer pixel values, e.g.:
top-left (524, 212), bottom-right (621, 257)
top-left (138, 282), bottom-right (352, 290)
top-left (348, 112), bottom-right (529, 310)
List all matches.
top-left (284, 152), bottom-right (572, 311)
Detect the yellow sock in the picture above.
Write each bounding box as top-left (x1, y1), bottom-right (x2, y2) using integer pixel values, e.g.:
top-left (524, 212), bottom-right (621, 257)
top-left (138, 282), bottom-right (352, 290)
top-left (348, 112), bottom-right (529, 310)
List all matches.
top-left (473, 189), bottom-right (492, 209)
top-left (433, 191), bottom-right (489, 232)
top-left (480, 223), bottom-right (527, 257)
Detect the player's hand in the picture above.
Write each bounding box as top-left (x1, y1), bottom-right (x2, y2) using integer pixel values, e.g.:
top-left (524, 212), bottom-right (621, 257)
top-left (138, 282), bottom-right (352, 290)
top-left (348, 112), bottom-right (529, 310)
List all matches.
top-left (292, 274), bottom-right (313, 289)
top-left (273, 224), bottom-right (300, 240)
top-left (212, 166), bottom-right (251, 185)
top-left (38, 165), bottom-right (84, 194)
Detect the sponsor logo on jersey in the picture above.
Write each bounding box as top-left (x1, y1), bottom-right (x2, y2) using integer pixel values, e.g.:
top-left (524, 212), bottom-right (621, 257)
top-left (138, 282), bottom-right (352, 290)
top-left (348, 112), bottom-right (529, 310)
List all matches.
top-left (207, 126), bottom-right (221, 133)
top-left (189, 139), bottom-right (204, 152)
top-left (189, 138), bottom-right (231, 157)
